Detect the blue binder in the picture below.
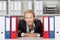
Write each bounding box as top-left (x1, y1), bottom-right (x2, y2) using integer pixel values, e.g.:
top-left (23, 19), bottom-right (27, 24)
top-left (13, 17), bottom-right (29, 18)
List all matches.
top-left (5, 16), bottom-right (10, 39)
top-left (49, 16), bottom-right (55, 38)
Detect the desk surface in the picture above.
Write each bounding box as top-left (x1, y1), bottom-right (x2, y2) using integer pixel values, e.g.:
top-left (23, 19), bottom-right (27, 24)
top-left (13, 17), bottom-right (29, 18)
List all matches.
top-left (5, 37), bottom-right (59, 40)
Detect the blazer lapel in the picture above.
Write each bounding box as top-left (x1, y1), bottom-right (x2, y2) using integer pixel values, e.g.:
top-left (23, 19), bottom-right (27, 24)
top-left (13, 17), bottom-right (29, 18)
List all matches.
top-left (34, 21), bottom-right (37, 33)
top-left (23, 21), bottom-right (27, 33)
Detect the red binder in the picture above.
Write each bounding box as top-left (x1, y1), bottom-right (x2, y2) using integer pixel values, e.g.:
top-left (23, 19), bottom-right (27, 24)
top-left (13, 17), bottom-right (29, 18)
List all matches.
top-left (10, 16), bottom-right (18, 39)
top-left (42, 16), bottom-right (49, 38)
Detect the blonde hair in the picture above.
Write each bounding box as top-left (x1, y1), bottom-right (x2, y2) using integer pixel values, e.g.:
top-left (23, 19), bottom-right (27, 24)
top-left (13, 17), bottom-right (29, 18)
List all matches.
top-left (24, 10), bottom-right (35, 18)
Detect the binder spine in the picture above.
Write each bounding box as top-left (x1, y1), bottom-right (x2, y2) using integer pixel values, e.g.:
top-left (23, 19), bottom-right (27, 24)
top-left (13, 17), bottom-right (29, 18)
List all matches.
top-left (5, 16), bottom-right (10, 39)
top-left (10, 16), bottom-right (18, 38)
top-left (49, 16), bottom-right (55, 38)
top-left (43, 16), bottom-right (49, 38)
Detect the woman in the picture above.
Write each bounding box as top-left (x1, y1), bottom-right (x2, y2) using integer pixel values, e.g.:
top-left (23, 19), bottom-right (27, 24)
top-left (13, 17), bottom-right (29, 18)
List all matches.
top-left (18, 10), bottom-right (43, 37)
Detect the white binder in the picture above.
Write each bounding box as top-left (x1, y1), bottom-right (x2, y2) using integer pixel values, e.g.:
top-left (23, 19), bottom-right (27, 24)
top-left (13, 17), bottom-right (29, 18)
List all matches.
top-left (23, 1), bottom-right (32, 12)
top-left (14, 1), bottom-right (18, 11)
top-left (14, 1), bottom-right (18, 15)
top-left (34, 1), bottom-right (43, 15)
top-left (17, 1), bottom-right (21, 15)
top-left (0, 1), bottom-right (2, 15)
top-left (10, 1), bottom-right (21, 15)
top-left (55, 16), bottom-right (60, 39)
top-left (28, 1), bottom-right (32, 10)
top-left (0, 17), bottom-right (5, 39)
top-left (10, 1), bottom-right (14, 15)
top-left (2, 1), bottom-right (7, 15)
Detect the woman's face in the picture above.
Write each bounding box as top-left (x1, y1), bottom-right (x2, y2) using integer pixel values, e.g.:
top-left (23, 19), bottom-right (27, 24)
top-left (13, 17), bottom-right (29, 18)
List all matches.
top-left (24, 13), bottom-right (35, 26)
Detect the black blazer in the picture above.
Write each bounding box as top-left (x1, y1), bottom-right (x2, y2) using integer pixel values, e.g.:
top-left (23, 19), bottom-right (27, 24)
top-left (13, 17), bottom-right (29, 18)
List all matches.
top-left (18, 19), bottom-right (43, 37)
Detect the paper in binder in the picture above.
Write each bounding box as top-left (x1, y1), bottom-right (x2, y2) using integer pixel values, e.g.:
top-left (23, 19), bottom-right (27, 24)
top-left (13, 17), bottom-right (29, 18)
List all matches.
top-left (0, 17), bottom-right (5, 39)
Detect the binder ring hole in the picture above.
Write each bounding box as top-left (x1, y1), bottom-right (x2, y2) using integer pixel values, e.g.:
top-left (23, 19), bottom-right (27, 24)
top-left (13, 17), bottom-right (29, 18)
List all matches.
top-left (57, 32), bottom-right (59, 33)
top-left (13, 32), bottom-right (15, 33)
top-left (45, 32), bottom-right (47, 33)
top-left (1, 32), bottom-right (3, 34)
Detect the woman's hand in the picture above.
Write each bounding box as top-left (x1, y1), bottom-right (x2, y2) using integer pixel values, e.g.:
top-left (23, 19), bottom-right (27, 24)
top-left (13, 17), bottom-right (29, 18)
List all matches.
top-left (23, 33), bottom-right (39, 37)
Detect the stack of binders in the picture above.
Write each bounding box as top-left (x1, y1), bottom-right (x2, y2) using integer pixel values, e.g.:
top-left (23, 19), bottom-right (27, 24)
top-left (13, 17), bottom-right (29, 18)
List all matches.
top-left (43, 16), bottom-right (55, 38)
top-left (0, 16), bottom-right (60, 39)
top-left (0, 17), bottom-right (5, 40)
top-left (5, 16), bottom-right (18, 39)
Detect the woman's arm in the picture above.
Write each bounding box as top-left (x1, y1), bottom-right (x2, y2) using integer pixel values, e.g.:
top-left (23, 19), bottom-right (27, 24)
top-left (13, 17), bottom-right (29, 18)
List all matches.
top-left (22, 33), bottom-right (40, 37)
top-left (18, 20), bottom-right (23, 37)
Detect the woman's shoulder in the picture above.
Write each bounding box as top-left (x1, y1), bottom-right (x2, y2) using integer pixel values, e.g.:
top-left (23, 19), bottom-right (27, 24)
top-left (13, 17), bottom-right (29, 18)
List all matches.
top-left (34, 19), bottom-right (42, 26)
top-left (34, 19), bottom-right (41, 23)
top-left (19, 20), bottom-right (26, 24)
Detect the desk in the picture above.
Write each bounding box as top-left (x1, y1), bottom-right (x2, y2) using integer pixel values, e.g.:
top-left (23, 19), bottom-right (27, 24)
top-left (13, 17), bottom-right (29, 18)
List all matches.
top-left (5, 37), bottom-right (59, 40)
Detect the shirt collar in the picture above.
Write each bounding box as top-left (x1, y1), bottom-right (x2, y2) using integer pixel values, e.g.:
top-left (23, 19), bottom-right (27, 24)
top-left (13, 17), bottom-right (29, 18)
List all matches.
top-left (26, 23), bottom-right (35, 33)
top-left (26, 23), bottom-right (35, 27)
